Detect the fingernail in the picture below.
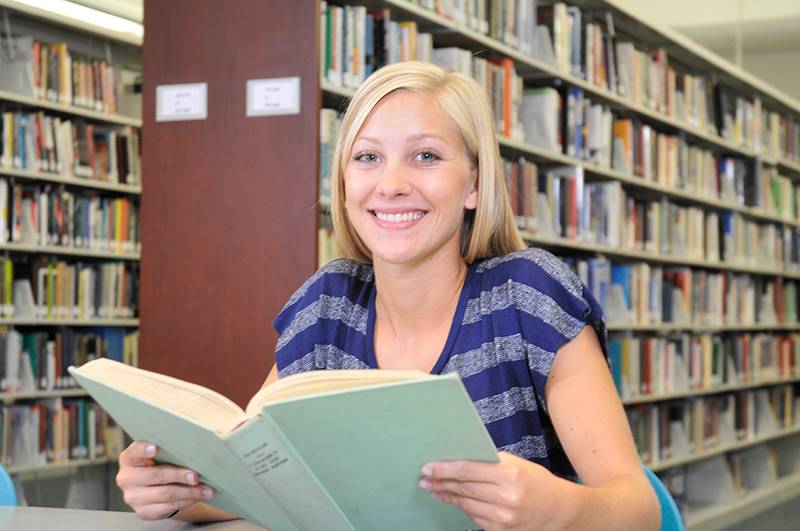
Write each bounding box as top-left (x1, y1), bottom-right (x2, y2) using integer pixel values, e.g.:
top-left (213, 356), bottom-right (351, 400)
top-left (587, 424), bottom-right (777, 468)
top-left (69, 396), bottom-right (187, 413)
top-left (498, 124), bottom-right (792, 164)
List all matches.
top-left (185, 472), bottom-right (196, 484)
top-left (421, 465), bottom-right (432, 477)
top-left (432, 492), bottom-right (444, 503)
top-left (419, 478), bottom-right (432, 491)
top-left (145, 444), bottom-right (156, 456)
top-left (202, 488), bottom-right (214, 499)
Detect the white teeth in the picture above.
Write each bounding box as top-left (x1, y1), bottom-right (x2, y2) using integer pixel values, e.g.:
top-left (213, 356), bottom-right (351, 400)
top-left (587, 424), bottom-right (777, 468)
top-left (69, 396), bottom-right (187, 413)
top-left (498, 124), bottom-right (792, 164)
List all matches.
top-left (375, 211), bottom-right (424, 223)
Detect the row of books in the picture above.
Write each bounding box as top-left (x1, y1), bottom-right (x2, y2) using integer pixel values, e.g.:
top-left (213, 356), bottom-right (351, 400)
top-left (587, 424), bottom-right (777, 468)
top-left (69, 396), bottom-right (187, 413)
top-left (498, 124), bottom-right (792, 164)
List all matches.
top-left (23, 38), bottom-right (121, 115)
top-left (569, 257), bottom-right (798, 328)
top-left (658, 439), bottom-right (800, 517)
top-left (0, 179), bottom-right (140, 252)
top-left (319, 108), bottom-right (342, 203)
top-left (321, 3), bottom-right (434, 89)
top-left (627, 385), bottom-right (798, 467)
top-left (433, 49), bottom-right (524, 139)
top-left (409, 1), bottom-right (539, 55)
top-left (754, 162), bottom-right (798, 221)
top-left (517, 87), bottom-right (800, 221)
top-left (0, 259), bottom-right (137, 322)
top-left (609, 333), bottom-right (800, 400)
top-left (511, 164), bottom-right (800, 272)
top-left (360, 1), bottom-right (800, 160)
top-left (0, 398), bottom-right (124, 468)
top-left (0, 111), bottom-right (141, 185)
top-left (440, 0), bottom-right (799, 161)
top-left (322, 85), bottom-right (800, 230)
top-left (714, 85), bottom-right (800, 158)
top-left (0, 328), bottom-right (138, 393)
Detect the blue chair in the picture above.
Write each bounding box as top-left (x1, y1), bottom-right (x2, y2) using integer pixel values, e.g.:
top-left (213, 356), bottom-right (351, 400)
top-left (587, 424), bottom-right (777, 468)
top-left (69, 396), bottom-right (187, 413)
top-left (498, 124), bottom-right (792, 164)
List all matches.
top-left (644, 466), bottom-right (684, 531)
top-left (0, 464), bottom-right (17, 506)
top-left (577, 466), bottom-right (683, 531)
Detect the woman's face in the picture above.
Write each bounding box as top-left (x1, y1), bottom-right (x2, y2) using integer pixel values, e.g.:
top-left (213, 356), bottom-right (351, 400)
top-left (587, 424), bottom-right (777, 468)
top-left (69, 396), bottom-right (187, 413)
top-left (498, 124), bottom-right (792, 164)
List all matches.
top-left (344, 90), bottom-right (478, 268)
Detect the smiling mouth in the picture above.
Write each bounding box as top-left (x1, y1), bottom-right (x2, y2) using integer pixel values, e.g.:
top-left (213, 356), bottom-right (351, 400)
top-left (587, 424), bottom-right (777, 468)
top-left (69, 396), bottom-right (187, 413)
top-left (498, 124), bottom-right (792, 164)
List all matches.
top-left (369, 210), bottom-right (428, 225)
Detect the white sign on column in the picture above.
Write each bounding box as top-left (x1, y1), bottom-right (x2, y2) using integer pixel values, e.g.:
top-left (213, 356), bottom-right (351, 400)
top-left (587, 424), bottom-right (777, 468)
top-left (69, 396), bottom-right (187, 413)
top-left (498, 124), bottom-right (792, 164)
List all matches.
top-left (156, 82), bottom-right (208, 122)
top-left (246, 77), bottom-right (301, 117)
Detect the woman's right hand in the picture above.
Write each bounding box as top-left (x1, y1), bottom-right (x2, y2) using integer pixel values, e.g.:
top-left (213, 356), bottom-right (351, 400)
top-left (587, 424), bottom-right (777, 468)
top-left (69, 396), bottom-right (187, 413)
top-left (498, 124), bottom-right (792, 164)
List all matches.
top-left (116, 441), bottom-right (215, 520)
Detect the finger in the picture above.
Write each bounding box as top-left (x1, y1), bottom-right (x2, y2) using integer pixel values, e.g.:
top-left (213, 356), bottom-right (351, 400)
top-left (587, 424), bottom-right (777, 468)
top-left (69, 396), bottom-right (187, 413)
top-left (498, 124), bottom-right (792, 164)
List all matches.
top-left (124, 483), bottom-right (214, 510)
top-left (117, 462), bottom-right (201, 490)
top-left (134, 499), bottom-right (198, 521)
top-left (119, 441), bottom-right (158, 466)
top-left (145, 465), bottom-right (203, 486)
top-left (422, 479), bottom-right (506, 506)
top-left (435, 492), bottom-right (516, 528)
top-left (423, 460), bottom-right (503, 483)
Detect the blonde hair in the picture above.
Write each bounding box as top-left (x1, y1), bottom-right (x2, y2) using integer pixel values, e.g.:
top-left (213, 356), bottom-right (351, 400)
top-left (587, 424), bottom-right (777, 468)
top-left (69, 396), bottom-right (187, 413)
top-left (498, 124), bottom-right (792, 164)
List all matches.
top-left (330, 61), bottom-right (525, 264)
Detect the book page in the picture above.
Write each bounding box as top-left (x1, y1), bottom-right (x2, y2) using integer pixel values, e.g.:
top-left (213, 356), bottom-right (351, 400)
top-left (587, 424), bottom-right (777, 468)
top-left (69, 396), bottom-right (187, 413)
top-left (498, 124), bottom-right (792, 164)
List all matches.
top-left (244, 369), bottom-right (432, 416)
top-left (73, 358), bottom-right (246, 435)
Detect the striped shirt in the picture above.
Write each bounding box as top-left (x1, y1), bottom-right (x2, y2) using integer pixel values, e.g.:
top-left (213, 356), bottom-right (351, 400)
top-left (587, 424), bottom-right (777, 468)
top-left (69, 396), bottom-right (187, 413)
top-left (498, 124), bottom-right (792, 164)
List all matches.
top-left (273, 247), bottom-right (607, 479)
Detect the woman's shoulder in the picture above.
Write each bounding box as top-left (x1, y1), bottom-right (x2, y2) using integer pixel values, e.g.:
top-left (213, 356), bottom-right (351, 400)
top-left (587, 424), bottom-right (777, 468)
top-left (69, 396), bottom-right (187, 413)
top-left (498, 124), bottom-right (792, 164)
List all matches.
top-left (471, 247), bottom-right (606, 353)
top-left (273, 258), bottom-right (374, 333)
top-left (285, 258), bottom-right (374, 305)
top-left (472, 246), bottom-right (584, 300)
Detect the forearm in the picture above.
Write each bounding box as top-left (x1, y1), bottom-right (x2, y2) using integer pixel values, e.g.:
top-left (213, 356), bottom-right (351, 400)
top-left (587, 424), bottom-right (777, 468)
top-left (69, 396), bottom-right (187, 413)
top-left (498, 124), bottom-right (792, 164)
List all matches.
top-left (173, 502), bottom-right (239, 523)
top-left (558, 474), bottom-right (660, 531)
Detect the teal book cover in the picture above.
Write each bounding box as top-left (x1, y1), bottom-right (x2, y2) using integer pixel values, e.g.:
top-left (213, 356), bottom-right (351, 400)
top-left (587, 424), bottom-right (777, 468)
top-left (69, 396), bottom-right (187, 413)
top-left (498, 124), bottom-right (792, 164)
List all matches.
top-left (70, 359), bottom-right (499, 531)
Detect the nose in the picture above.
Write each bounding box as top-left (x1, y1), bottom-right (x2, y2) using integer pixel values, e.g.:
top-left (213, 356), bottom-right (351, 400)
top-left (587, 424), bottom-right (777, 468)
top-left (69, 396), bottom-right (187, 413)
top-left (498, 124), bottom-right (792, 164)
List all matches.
top-left (376, 161), bottom-right (412, 198)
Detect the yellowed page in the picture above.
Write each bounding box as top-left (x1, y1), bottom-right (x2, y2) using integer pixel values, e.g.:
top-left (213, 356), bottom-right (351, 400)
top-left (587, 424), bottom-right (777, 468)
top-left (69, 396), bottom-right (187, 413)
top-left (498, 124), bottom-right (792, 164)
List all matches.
top-left (75, 358), bottom-right (246, 435)
top-left (244, 369), bottom-right (432, 416)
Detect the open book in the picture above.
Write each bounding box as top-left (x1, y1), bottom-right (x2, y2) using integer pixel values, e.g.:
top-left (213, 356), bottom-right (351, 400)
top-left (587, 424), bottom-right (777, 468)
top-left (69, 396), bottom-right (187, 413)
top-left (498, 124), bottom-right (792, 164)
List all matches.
top-left (69, 359), bottom-right (499, 531)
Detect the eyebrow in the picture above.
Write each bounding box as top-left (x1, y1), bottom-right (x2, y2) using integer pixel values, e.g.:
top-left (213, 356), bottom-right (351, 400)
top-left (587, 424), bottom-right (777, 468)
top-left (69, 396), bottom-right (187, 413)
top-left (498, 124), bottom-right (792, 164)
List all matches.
top-left (353, 133), bottom-right (450, 145)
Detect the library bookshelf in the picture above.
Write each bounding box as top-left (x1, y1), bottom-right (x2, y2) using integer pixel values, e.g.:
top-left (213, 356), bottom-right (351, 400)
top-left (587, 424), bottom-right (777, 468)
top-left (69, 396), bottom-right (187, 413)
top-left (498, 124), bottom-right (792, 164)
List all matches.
top-left (317, 0), bottom-right (800, 528)
top-left (0, 0), bottom-right (141, 497)
top-left (140, 0), bottom-right (800, 528)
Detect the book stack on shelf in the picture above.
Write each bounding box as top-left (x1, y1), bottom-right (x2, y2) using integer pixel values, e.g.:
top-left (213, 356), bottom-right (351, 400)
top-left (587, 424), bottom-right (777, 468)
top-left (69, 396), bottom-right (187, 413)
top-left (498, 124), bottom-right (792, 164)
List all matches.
top-left (0, 2), bottom-right (142, 502)
top-left (315, 0), bottom-right (800, 528)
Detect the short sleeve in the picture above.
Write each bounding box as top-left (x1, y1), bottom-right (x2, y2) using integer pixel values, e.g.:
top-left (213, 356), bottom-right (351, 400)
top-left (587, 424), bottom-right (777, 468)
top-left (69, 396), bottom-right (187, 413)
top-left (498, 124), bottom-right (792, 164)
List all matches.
top-left (485, 248), bottom-right (608, 412)
top-left (272, 258), bottom-right (374, 376)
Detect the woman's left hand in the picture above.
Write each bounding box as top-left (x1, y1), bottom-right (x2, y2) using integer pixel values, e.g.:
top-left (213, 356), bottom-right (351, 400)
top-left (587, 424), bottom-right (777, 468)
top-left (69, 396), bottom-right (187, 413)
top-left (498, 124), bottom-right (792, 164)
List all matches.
top-left (419, 451), bottom-right (575, 531)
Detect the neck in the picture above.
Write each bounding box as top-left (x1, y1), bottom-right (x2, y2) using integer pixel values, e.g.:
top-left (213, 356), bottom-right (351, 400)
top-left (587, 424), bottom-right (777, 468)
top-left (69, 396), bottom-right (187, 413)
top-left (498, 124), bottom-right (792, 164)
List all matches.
top-left (373, 248), bottom-right (467, 340)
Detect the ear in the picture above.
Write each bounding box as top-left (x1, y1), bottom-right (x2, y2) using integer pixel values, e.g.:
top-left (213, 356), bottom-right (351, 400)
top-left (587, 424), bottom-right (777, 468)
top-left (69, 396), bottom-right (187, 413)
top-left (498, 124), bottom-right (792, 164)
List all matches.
top-left (464, 166), bottom-right (478, 210)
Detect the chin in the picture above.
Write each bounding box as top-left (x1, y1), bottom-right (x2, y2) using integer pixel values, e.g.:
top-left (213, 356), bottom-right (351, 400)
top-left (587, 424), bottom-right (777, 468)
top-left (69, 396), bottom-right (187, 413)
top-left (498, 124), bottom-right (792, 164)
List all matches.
top-left (369, 245), bottom-right (424, 266)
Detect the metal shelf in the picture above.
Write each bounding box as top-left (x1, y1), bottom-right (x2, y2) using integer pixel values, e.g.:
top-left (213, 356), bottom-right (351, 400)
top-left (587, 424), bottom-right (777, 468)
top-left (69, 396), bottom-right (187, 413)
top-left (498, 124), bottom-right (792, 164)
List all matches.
top-left (685, 472), bottom-right (800, 531)
top-left (0, 318), bottom-right (138, 327)
top-left (6, 456), bottom-right (116, 475)
top-left (649, 425), bottom-right (800, 472)
top-left (0, 168), bottom-right (141, 195)
top-left (521, 231), bottom-right (800, 279)
top-left (623, 376), bottom-right (800, 406)
top-left (0, 243), bottom-right (140, 261)
top-left (0, 89), bottom-right (141, 127)
top-left (0, 388), bottom-right (89, 403)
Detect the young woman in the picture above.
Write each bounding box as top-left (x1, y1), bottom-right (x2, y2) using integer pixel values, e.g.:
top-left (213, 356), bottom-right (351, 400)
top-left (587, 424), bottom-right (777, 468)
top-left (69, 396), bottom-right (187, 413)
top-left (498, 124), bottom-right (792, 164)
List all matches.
top-left (116, 61), bottom-right (660, 530)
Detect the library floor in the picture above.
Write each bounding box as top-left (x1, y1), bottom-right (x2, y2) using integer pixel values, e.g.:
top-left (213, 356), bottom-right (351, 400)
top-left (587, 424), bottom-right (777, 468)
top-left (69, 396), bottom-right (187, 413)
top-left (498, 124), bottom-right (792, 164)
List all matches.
top-left (727, 498), bottom-right (800, 530)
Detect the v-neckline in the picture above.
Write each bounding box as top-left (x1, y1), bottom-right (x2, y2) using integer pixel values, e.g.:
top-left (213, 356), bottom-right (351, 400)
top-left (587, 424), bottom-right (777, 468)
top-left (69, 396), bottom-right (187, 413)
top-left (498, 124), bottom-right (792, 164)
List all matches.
top-left (365, 264), bottom-right (475, 374)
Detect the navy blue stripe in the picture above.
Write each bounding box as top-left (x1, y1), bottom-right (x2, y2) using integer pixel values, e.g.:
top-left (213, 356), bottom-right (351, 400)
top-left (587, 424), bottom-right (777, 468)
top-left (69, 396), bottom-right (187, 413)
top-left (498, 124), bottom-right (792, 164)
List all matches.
top-left (276, 318), bottom-right (370, 365)
top-left (484, 409), bottom-right (543, 449)
top-left (456, 358), bottom-right (532, 401)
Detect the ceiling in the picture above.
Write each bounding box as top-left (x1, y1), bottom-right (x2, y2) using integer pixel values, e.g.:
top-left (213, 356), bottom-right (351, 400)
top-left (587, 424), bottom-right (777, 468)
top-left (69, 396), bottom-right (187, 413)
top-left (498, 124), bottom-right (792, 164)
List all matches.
top-left (72, 0), bottom-right (141, 22)
top-left (78, 0), bottom-right (800, 58)
top-left (614, 0), bottom-right (800, 58)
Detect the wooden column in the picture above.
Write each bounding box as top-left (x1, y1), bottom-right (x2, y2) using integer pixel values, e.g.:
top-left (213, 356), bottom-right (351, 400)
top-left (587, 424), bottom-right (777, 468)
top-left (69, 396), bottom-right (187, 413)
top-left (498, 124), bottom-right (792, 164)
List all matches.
top-left (140, 0), bottom-right (319, 406)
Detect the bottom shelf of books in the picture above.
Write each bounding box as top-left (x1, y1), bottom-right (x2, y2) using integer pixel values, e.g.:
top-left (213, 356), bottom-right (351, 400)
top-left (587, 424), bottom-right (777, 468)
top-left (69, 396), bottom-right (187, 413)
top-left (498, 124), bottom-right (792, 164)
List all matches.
top-left (644, 415), bottom-right (800, 530)
top-left (662, 434), bottom-right (800, 531)
top-left (1, 397), bottom-right (125, 473)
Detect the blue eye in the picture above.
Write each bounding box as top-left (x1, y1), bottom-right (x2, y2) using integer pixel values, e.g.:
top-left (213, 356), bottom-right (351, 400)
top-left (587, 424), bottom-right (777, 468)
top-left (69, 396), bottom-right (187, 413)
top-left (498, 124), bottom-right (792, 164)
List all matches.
top-left (416, 151), bottom-right (440, 162)
top-left (355, 152), bottom-right (378, 163)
